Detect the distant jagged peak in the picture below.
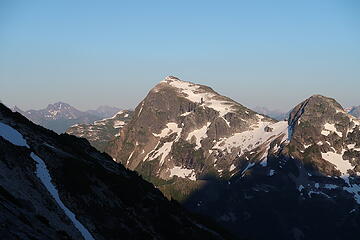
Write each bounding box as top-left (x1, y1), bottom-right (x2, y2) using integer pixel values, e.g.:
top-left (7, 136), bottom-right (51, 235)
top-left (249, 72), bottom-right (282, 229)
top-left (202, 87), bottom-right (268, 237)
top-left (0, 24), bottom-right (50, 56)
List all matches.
top-left (287, 94), bottom-right (360, 147)
top-left (46, 101), bottom-right (73, 110)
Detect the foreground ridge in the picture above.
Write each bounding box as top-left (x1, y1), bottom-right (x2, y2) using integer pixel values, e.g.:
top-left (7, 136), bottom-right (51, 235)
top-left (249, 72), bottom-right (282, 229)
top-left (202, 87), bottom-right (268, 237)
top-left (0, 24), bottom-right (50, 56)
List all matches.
top-left (0, 102), bottom-right (228, 240)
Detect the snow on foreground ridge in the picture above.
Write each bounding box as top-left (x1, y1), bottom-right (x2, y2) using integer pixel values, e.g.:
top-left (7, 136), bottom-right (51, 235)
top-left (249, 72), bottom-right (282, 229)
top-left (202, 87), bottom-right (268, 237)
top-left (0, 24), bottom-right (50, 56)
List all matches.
top-left (31, 153), bottom-right (95, 240)
top-left (0, 121), bottom-right (94, 240)
top-left (0, 122), bottom-right (29, 147)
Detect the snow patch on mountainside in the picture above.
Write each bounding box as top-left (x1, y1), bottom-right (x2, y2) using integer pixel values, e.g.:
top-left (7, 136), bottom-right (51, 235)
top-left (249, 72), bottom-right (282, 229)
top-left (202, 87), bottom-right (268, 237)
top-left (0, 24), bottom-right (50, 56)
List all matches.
top-left (97, 110), bottom-right (124, 122)
top-left (169, 166), bottom-right (196, 181)
top-left (153, 122), bottom-right (182, 138)
top-left (321, 149), bottom-right (353, 175)
top-left (0, 122), bottom-right (29, 147)
top-left (113, 120), bottom-right (126, 128)
top-left (186, 122), bottom-right (211, 149)
top-left (347, 143), bottom-right (360, 151)
top-left (138, 102), bottom-right (144, 117)
top-left (127, 150), bottom-right (135, 166)
top-left (31, 153), bottom-right (95, 240)
top-left (181, 112), bottom-right (192, 117)
top-left (214, 120), bottom-right (288, 155)
top-left (92, 111), bottom-right (127, 128)
top-left (153, 142), bottom-right (174, 166)
top-left (145, 123), bottom-right (182, 165)
top-left (321, 123), bottom-right (343, 137)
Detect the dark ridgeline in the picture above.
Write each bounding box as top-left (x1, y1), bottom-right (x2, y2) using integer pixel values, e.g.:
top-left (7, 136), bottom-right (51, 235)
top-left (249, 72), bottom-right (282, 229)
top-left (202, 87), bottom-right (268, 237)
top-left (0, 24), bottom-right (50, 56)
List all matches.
top-left (0, 103), bottom-right (231, 240)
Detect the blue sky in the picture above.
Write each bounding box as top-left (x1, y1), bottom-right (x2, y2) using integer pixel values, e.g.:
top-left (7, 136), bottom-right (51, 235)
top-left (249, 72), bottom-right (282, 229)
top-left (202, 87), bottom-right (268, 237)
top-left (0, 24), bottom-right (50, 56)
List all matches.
top-left (1, 0), bottom-right (359, 111)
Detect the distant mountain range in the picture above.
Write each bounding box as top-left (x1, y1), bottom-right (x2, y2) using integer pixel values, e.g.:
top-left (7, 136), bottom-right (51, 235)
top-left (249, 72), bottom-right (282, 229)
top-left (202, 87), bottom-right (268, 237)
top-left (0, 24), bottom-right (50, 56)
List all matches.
top-left (12, 102), bottom-right (121, 133)
top-left (347, 106), bottom-right (360, 119)
top-left (252, 106), bottom-right (288, 120)
top-left (85, 105), bottom-right (123, 118)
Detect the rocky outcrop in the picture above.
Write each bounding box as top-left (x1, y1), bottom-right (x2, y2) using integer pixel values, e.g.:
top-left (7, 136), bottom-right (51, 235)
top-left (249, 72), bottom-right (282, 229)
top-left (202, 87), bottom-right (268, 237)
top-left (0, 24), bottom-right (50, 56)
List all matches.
top-left (66, 110), bottom-right (133, 152)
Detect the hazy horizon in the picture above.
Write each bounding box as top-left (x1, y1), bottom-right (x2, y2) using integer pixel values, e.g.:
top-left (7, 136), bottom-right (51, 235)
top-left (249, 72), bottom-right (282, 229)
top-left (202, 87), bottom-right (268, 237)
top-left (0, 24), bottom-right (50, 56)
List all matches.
top-left (2, 81), bottom-right (358, 114)
top-left (1, 1), bottom-right (359, 111)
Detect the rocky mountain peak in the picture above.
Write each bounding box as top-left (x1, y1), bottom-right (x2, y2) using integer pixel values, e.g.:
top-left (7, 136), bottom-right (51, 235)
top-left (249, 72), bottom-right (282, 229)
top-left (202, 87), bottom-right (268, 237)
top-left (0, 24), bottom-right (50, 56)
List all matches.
top-left (286, 94), bottom-right (360, 177)
top-left (46, 101), bottom-right (72, 111)
top-left (106, 77), bottom-right (287, 191)
top-left (12, 102), bottom-right (103, 133)
top-left (288, 94), bottom-right (354, 136)
top-left (288, 94), bottom-right (345, 127)
top-left (150, 76), bottom-right (262, 120)
top-left (42, 102), bottom-right (82, 121)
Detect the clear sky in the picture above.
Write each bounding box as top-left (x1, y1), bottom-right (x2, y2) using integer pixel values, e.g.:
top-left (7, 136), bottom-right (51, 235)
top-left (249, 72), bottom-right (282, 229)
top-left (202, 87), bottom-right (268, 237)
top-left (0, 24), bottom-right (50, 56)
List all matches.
top-left (1, 0), bottom-right (359, 111)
